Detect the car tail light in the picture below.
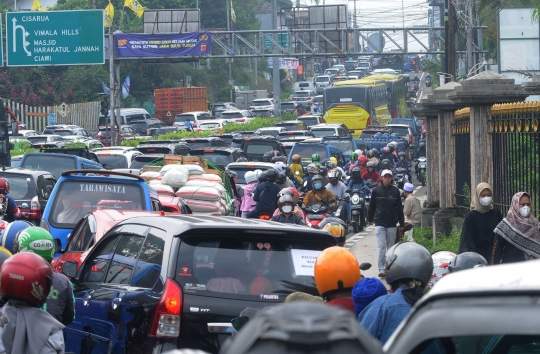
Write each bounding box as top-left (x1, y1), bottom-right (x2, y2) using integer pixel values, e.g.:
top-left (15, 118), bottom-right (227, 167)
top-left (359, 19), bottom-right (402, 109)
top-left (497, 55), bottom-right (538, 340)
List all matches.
top-left (147, 148), bottom-right (156, 152)
top-left (149, 278), bottom-right (182, 338)
top-left (249, 106), bottom-right (255, 110)
top-left (215, 127), bottom-right (223, 130)
top-left (236, 119), bottom-right (245, 123)
top-left (204, 149), bottom-right (214, 152)
top-left (147, 128), bottom-right (151, 135)
top-left (292, 97), bottom-right (296, 101)
top-left (307, 97), bottom-right (312, 100)
top-left (409, 134), bottom-right (413, 145)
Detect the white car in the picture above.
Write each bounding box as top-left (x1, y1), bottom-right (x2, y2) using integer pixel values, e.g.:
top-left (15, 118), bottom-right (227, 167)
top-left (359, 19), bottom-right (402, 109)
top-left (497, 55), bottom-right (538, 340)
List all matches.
top-left (173, 111), bottom-right (215, 129)
top-left (220, 110), bottom-right (255, 124)
top-left (249, 98), bottom-right (274, 111)
top-left (92, 147), bottom-right (142, 170)
top-left (195, 119), bottom-right (231, 132)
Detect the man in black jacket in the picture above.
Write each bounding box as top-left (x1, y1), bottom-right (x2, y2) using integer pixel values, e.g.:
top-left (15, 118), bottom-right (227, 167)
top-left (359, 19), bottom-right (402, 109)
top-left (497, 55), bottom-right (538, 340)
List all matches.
top-left (271, 195), bottom-right (305, 225)
top-left (367, 169), bottom-right (405, 278)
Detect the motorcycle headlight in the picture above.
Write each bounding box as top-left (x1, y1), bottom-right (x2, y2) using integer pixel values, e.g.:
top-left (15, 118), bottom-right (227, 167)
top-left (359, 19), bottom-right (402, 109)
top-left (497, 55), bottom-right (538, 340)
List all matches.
top-left (351, 195), bottom-right (360, 204)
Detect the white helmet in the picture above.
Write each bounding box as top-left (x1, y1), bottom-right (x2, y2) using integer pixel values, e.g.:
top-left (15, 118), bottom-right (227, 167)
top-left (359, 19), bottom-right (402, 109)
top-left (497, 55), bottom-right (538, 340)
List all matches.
top-left (354, 149), bottom-right (363, 156)
top-left (244, 171), bottom-right (257, 184)
top-left (427, 251), bottom-right (456, 289)
top-left (390, 141), bottom-right (398, 148)
top-left (274, 161), bottom-right (286, 173)
top-left (253, 169), bottom-right (262, 181)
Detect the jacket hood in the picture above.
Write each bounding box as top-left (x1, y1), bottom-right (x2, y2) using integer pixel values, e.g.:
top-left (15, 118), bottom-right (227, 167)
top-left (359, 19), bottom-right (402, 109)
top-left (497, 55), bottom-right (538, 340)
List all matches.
top-left (262, 181), bottom-right (275, 190)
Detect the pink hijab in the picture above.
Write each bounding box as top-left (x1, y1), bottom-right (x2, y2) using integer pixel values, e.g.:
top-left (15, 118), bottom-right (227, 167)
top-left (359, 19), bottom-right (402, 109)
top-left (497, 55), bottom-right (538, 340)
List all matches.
top-left (505, 192), bottom-right (540, 239)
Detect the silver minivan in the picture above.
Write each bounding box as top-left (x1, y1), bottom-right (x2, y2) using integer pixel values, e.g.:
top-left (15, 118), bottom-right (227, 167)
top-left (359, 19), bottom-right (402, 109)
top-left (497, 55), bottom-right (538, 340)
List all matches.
top-left (99, 108), bottom-right (152, 128)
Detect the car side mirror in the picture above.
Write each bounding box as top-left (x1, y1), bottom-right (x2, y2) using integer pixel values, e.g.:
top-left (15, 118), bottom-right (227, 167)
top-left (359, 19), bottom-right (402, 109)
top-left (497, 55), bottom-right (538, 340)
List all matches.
top-left (62, 261), bottom-right (78, 279)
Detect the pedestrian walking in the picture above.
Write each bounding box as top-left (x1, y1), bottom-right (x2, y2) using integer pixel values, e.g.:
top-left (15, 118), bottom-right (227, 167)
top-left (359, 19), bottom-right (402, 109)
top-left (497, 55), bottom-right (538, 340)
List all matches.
top-left (492, 192), bottom-right (540, 264)
top-left (402, 183), bottom-right (421, 241)
top-left (366, 169), bottom-right (405, 278)
top-left (459, 182), bottom-right (503, 262)
top-left (184, 118), bottom-right (193, 132)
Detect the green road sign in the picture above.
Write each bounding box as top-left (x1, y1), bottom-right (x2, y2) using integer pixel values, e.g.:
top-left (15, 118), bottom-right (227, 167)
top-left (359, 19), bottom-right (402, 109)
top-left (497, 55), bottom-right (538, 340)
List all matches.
top-left (264, 34), bottom-right (288, 49)
top-left (6, 10), bottom-right (104, 67)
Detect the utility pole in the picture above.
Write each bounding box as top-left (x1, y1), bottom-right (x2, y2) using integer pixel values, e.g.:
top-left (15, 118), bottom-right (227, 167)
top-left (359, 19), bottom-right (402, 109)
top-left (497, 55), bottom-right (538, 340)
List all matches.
top-left (108, 33), bottom-right (116, 146)
top-left (447, 1), bottom-right (456, 79)
top-left (466, 2), bottom-right (474, 73)
top-left (227, 0), bottom-right (233, 102)
top-left (272, 0), bottom-right (281, 117)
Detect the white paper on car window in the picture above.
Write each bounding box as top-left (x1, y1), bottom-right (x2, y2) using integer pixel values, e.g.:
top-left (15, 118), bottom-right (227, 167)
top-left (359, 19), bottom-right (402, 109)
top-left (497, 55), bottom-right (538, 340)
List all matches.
top-left (290, 249), bottom-right (322, 276)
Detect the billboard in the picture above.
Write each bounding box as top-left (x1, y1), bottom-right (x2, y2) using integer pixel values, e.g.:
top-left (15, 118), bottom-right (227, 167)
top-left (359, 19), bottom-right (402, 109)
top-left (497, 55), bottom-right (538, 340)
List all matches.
top-left (114, 31), bottom-right (211, 58)
top-left (308, 5), bottom-right (348, 54)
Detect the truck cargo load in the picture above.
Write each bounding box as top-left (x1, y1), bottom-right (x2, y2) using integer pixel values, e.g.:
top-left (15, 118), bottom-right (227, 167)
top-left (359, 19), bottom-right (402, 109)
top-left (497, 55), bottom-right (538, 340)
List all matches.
top-left (154, 87), bottom-right (208, 125)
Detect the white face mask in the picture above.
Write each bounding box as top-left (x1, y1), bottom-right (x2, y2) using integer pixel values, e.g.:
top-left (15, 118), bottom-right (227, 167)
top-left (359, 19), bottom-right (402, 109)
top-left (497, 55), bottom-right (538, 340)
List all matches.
top-left (520, 206), bottom-right (531, 217)
top-left (479, 196), bottom-right (492, 207)
top-left (282, 205), bottom-right (293, 214)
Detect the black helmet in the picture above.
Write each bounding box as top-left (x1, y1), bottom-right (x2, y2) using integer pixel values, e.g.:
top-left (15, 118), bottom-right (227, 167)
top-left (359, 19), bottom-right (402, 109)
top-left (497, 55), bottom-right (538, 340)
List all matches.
top-left (321, 158), bottom-right (331, 166)
top-left (220, 303), bottom-right (384, 354)
top-left (398, 151), bottom-right (406, 158)
top-left (284, 166), bottom-right (292, 178)
top-left (236, 157), bottom-right (248, 162)
top-left (258, 171), bottom-right (267, 183)
top-left (311, 174), bottom-right (325, 190)
top-left (351, 167), bottom-right (361, 180)
top-left (266, 168), bottom-right (278, 183)
top-left (366, 150), bottom-right (374, 158)
top-left (319, 166), bottom-right (328, 177)
top-left (385, 242), bottom-right (433, 288)
top-left (419, 141), bottom-right (426, 147)
top-left (448, 252), bottom-right (488, 273)
top-left (271, 156), bottom-right (282, 163)
top-left (277, 188), bottom-right (294, 198)
top-left (276, 172), bottom-right (287, 185)
top-left (371, 149), bottom-right (380, 158)
top-left (381, 159), bottom-right (392, 170)
top-left (263, 150), bottom-right (282, 162)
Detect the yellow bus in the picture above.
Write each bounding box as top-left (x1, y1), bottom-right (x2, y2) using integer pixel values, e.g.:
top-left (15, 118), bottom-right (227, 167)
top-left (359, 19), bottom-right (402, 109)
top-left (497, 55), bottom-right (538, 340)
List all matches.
top-left (365, 74), bottom-right (407, 119)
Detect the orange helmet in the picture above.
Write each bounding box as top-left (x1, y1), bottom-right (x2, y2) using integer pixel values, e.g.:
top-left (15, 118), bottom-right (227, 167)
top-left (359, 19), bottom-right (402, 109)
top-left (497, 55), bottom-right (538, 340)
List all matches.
top-left (314, 247), bottom-right (361, 297)
top-left (322, 222), bottom-right (345, 238)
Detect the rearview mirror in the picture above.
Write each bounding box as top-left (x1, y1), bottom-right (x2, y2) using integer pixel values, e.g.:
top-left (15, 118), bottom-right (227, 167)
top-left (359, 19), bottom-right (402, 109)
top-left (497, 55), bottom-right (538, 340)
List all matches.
top-left (62, 261), bottom-right (78, 278)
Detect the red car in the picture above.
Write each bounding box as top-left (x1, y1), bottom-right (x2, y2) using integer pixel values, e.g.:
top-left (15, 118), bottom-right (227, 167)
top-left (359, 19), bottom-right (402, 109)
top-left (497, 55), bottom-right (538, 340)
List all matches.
top-left (51, 210), bottom-right (169, 274)
top-left (158, 195), bottom-right (192, 214)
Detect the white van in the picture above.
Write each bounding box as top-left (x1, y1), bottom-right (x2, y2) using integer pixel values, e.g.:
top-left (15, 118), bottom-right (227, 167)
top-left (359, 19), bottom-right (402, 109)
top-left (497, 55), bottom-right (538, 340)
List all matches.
top-left (293, 81), bottom-right (316, 92)
top-left (98, 108), bottom-right (152, 128)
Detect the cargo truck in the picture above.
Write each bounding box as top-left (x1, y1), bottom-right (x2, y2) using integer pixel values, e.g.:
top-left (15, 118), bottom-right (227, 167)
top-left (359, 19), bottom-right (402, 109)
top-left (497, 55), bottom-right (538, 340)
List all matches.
top-left (235, 90), bottom-right (268, 110)
top-left (154, 87), bottom-right (208, 125)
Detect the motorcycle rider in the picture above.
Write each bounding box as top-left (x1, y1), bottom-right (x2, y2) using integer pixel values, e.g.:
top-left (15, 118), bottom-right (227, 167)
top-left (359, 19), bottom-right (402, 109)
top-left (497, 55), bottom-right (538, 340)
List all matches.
top-left (248, 169), bottom-right (281, 218)
top-left (273, 188), bottom-right (304, 218)
top-left (302, 163), bottom-right (320, 192)
top-left (448, 252), bottom-right (488, 273)
top-left (274, 162), bottom-right (295, 188)
top-left (326, 169), bottom-right (351, 224)
top-left (361, 161), bottom-right (381, 184)
top-left (380, 147), bottom-right (397, 165)
top-left (0, 252), bottom-right (65, 354)
top-left (311, 153), bottom-right (322, 167)
top-left (358, 242), bottom-right (433, 344)
top-left (13, 227), bottom-right (75, 326)
top-left (289, 154), bottom-right (304, 183)
top-left (356, 155), bottom-right (369, 175)
top-left (314, 246), bottom-right (361, 313)
top-left (329, 157), bottom-right (346, 178)
top-left (348, 167), bottom-right (368, 191)
top-left (240, 171), bottom-right (258, 218)
top-left (271, 195), bottom-right (305, 225)
top-left (344, 152), bottom-right (359, 172)
top-left (394, 151), bottom-right (412, 182)
top-left (0, 179), bottom-right (21, 222)
top-left (302, 175), bottom-right (337, 212)
top-left (263, 150), bottom-right (282, 163)
top-left (415, 141), bottom-right (427, 176)
top-left (367, 149), bottom-right (380, 170)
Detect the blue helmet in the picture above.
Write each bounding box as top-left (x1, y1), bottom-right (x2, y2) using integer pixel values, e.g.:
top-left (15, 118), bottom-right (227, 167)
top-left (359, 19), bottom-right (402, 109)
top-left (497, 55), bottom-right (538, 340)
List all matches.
top-left (381, 133), bottom-right (389, 139)
top-left (390, 133), bottom-right (400, 139)
top-left (1, 220), bottom-right (33, 254)
top-left (373, 132), bottom-right (382, 140)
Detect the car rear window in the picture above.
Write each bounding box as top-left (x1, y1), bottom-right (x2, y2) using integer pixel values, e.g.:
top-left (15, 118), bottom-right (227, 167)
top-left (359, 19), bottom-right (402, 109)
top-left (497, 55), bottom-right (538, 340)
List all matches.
top-left (189, 151), bottom-right (231, 167)
top-left (20, 155), bottom-right (76, 180)
top-left (295, 91), bottom-right (310, 97)
top-left (359, 131), bottom-right (385, 139)
top-left (137, 147), bottom-right (172, 154)
top-left (175, 233), bottom-right (332, 301)
top-left (276, 123), bottom-right (300, 131)
top-left (199, 123), bottom-right (221, 130)
top-left (1, 175), bottom-right (34, 200)
top-left (290, 145), bottom-right (327, 163)
top-left (175, 114), bottom-right (195, 122)
top-left (128, 122), bottom-right (147, 131)
top-left (184, 140), bottom-right (211, 149)
top-left (245, 143), bottom-right (278, 155)
top-left (49, 180), bottom-right (145, 228)
top-left (257, 130), bottom-right (280, 138)
top-left (125, 114), bottom-right (147, 123)
top-left (96, 154), bottom-right (129, 169)
top-left (130, 156), bottom-right (163, 169)
top-left (297, 117), bottom-right (319, 126)
top-left (316, 77), bottom-right (329, 82)
top-left (311, 129), bottom-right (336, 138)
top-left (389, 126), bottom-right (410, 136)
top-left (281, 103), bottom-right (295, 109)
top-left (252, 100), bottom-right (272, 106)
top-left (221, 112), bottom-right (244, 119)
top-left (27, 136), bottom-right (48, 144)
top-left (322, 139), bottom-right (354, 156)
top-left (53, 130), bottom-right (73, 136)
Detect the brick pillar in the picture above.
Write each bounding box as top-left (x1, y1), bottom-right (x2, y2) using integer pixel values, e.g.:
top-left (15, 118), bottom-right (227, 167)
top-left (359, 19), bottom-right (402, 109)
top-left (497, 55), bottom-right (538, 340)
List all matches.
top-left (426, 117), bottom-right (439, 205)
top-left (437, 113), bottom-right (447, 209)
top-left (442, 110), bottom-right (456, 207)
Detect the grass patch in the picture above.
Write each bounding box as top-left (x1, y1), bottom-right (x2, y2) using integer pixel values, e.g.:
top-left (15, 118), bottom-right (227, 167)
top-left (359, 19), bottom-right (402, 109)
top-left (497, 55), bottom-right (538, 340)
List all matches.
top-left (413, 219), bottom-right (462, 254)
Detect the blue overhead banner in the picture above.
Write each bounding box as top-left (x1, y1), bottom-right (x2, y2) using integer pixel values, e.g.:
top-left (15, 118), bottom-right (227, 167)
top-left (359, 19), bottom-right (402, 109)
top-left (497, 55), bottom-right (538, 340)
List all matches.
top-left (114, 31), bottom-right (211, 58)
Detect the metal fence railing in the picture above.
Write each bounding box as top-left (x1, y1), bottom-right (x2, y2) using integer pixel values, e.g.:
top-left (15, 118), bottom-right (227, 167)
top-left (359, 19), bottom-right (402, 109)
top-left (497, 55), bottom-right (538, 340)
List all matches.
top-left (453, 115), bottom-right (471, 209)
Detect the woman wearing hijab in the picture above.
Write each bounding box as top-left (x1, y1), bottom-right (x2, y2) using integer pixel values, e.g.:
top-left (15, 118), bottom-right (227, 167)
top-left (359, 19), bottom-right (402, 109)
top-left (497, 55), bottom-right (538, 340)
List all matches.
top-left (492, 192), bottom-right (540, 264)
top-left (458, 182), bottom-right (503, 262)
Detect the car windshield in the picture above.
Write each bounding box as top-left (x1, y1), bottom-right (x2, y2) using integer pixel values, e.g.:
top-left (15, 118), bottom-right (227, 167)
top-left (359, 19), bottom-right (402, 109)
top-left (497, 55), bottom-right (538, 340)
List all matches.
top-left (295, 91), bottom-right (310, 97)
top-left (316, 77), bottom-right (329, 82)
top-left (322, 139), bottom-right (354, 156)
top-left (174, 114), bottom-right (195, 123)
top-left (245, 144), bottom-right (278, 155)
top-left (96, 155), bottom-right (128, 169)
top-left (290, 145), bottom-right (327, 164)
top-left (281, 103), bottom-right (295, 110)
top-left (130, 156), bottom-right (163, 169)
top-left (27, 136), bottom-right (48, 144)
top-left (311, 129), bottom-right (336, 138)
top-left (252, 101), bottom-right (272, 106)
top-left (389, 126), bottom-right (410, 136)
top-left (0, 174), bottom-right (34, 200)
top-left (190, 152), bottom-right (231, 167)
top-left (221, 112), bottom-right (244, 119)
top-left (20, 155), bottom-right (76, 180)
top-left (175, 234), bottom-right (331, 301)
top-left (49, 181), bottom-right (145, 228)
top-left (257, 130), bottom-right (280, 138)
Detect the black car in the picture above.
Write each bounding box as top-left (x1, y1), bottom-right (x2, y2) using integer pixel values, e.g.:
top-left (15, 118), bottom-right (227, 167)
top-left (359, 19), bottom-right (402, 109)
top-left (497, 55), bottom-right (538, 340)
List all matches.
top-left (137, 142), bottom-right (191, 156)
top-left (0, 169), bottom-right (56, 225)
top-left (276, 130), bottom-right (314, 141)
top-left (128, 119), bottom-right (164, 136)
top-left (61, 216), bottom-right (337, 354)
top-left (189, 147), bottom-right (248, 169)
top-left (180, 137), bottom-right (227, 150)
top-left (130, 154), bottom-right (166, 170)
top-left (211, 134), bottom-right (235, 146)
top-left (240, 137), bottom-right (286, 161)
top-left (149, 126), bottom-right (182, 137)
top-left (212, 102), bottom-right (239, 117)
top-left (280, 101), bottom-right (298, 115)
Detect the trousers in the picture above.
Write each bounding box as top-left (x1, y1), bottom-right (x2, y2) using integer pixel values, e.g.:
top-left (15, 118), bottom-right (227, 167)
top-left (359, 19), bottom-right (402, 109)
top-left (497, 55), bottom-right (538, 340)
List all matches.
top-left (375, 226), bottom-right (397, 271)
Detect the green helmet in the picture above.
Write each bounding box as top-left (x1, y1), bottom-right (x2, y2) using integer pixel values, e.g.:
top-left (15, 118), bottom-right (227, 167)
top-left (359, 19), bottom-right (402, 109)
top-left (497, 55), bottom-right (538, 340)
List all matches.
top-left (13, 227), bottom-right (55, 262)
top-left (350, 152), bottom-right (358, 162)
top-left (311, 153), bottom-right (320, 163)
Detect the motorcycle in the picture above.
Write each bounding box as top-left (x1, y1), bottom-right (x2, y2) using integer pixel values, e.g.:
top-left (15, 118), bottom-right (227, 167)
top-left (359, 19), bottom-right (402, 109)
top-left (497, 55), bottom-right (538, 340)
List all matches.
top-left (347, 189), bottom-right (366, 233)
top-left (393, 167), bottom-right (409, 190)
top-left (364, 179), bottom-right (379, 206)
top-left (426, 76), bottom-right (432, 87)
top-left (417, 156), bottom-right (427, 186)
top-left (302, 204), bottom-right (330, 229)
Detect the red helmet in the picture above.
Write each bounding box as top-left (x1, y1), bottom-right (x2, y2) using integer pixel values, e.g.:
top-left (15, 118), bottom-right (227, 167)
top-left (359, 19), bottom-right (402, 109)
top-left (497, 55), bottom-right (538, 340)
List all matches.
top-left (382, 147), bottom-right (390, 154)
top-left (0, 179), bottom-right (6, 194)
top-left (0, 252), bottom-right (53, 307)
top-left (2, 179), bottom-right (9, 194)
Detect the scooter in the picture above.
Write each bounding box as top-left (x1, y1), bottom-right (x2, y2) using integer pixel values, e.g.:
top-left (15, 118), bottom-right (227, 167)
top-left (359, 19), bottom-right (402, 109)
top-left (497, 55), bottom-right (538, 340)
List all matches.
top-left (417, 156), bottom-right (427, 186)
top-left (364, 179), bottom-right (379, 206)
top-left (348, 188), bottom-right (366, 233)
top-left (393, 167), bottom-right (409, 190)
top-left (302, 204), bottom-right (330, 229)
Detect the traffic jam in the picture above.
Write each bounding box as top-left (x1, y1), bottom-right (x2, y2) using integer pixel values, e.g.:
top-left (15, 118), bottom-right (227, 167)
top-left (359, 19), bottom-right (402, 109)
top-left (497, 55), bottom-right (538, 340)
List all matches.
top-left (0, 54), bottom-right (535, 354)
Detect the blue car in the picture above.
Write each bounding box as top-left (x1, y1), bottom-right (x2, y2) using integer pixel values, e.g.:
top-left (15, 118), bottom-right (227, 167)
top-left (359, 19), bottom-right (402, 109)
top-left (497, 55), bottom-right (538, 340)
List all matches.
top-left (321, 136), bottom-right (366, 163)
top-left (287, 142), bottom-right (346, 167)
top-left (40, 170), bottom-right (163, 252)
top-left (19, 152), bottom-right (103, 180)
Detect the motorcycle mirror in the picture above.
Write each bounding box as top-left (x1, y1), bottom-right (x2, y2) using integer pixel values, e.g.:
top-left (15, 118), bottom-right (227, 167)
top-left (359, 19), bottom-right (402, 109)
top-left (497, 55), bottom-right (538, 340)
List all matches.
top-left (360, 262), bottom-right (372, 271)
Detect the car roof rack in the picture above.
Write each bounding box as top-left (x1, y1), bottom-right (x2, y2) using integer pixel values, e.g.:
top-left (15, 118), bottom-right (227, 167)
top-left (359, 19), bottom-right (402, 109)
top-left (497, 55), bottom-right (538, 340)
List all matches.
top-left (61, 169), bottom-right (144, 181)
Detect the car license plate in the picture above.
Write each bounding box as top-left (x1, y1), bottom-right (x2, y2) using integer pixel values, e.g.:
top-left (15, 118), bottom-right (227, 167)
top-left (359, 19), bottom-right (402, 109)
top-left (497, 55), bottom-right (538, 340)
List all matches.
top-left (308, 214), bottom-right (323, 220)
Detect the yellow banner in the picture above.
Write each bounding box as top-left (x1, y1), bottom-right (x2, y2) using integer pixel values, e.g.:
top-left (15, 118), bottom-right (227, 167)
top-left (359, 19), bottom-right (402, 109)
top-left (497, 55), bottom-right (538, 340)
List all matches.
top-left (31, 0), bottom-right (45, 12)
top-left (230, 0), bottom-right (236, 23)
top-left (124, 0), bottom-right (144, 18)
top-left (104, 1), bottom-right (114, 27)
